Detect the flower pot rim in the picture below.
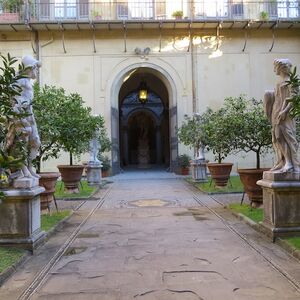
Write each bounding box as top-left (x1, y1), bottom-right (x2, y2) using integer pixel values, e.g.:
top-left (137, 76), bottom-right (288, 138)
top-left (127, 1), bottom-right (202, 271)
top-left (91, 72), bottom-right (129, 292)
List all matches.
top-left (237, 168), bottom-right (270, 173)
top-left (207, 162), bottom-right (233, 167)
top-left (57, 164), bottom-right (84, 169)
top-left (38, 172), bottom-right (61, 178)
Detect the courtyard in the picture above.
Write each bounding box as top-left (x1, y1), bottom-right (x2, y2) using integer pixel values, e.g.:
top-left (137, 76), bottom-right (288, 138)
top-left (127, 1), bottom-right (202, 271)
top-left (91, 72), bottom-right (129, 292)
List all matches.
top-left (0, 169), bottom-right (300, 299)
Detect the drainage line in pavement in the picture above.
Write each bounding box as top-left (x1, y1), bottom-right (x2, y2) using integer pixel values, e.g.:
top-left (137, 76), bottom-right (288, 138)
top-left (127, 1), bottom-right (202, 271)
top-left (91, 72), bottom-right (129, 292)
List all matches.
top-left (18, 184), bottom-right (113, 300)
top-left (190, 190), bottom-right (300, 294)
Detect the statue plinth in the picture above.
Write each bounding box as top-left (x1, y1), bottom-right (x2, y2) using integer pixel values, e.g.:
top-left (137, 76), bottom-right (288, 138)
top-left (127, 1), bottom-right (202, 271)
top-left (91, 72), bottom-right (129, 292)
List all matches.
top-left (86, 163), bottom-right (102, 186)
top-left (190, 159), bottom-right (208, 182)
top-left (257, 171), bottom-right (300, 240)
top-left (0, 186), bottom-right (46, 250)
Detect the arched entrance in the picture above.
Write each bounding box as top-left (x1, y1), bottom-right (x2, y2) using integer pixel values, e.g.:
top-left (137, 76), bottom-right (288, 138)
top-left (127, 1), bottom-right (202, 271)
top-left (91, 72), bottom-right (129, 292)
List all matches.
top-left (119, 69), bottom-right (170, 169)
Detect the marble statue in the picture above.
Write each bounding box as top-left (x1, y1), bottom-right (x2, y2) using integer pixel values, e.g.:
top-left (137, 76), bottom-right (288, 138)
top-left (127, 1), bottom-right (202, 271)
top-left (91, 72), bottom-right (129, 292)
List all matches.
top-left (6, 55), bottom-right (41, 182)
top-left (264, 58), bottom-right (300, 173)
top-left (89, 129), bottom-right (101, 165)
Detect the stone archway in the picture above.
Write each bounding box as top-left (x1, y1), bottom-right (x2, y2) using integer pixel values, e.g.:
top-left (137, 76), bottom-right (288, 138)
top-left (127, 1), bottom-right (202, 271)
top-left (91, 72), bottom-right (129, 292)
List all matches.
top-left (108, 62), bottom-right (180, 174)
top-left (119, 81), bottom-right (170, 168)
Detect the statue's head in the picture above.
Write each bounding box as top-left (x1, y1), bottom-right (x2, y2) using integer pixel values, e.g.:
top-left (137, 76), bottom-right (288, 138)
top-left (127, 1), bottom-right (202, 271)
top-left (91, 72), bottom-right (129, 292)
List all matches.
top-left (22, 55), bottom-right (42, 79)
top-left (274, 59), bottom-right (292, 76)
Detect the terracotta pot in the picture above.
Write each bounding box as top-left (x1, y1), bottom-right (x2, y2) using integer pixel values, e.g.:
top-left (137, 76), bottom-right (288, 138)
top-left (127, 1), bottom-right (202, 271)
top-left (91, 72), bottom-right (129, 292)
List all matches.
top-left (238, 168), bottom-right (269, 207)
top-left (180, 167), bottom-right (189, 175)
top-left (57, 165), bottom-right (84, 193)
top-left (39, 172), bottom-right (60, 210)
top-left (101, 169), bottom-right (109, 178)
top-left (207, 163), bottom-right (233, 187)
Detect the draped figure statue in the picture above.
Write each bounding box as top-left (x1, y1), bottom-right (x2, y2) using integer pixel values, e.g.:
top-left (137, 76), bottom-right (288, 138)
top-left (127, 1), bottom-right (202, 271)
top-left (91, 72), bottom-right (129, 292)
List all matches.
top-left (264, 59), bottom-right (300, 173)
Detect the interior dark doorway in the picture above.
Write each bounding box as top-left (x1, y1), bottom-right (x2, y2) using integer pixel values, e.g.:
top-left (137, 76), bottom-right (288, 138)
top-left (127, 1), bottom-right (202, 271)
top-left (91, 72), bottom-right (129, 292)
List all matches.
top-left (119, 69), bottom-right (170, 169)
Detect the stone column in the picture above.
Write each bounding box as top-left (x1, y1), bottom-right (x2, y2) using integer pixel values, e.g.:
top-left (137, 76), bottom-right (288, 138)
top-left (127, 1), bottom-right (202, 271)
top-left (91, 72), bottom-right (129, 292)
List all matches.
top-left (257, 171), bottom-right (300, 240)
top-left (0, 186), bottom-right (46, 250)
top-left (156, 125), bottom-right (162, 164)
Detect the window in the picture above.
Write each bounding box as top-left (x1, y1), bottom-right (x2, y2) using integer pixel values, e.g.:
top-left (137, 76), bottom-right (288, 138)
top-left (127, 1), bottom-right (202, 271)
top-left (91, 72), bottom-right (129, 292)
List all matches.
top-left (117, 0), bottom-right (154, 20)
top-left (194, 0), bottom-right (228, 18)
top-left (278, 0), bottom-right (299, 18)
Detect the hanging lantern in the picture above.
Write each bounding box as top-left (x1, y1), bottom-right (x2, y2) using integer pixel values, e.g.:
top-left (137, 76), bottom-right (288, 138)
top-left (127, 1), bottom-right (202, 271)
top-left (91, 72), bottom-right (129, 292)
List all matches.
top-left (138, 81), bottom-right (148, 103)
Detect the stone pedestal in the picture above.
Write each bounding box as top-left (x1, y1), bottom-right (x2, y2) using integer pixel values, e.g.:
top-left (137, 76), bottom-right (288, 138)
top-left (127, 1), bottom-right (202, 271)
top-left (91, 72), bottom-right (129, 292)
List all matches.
top-left (86, 164), bottom-right (102, 186)
top-left (0, 186), bottom-right (46, 250)
top-left (257, 171), bottom-right (300, 240)
top-left (190, 159), bottom-right (208, 182)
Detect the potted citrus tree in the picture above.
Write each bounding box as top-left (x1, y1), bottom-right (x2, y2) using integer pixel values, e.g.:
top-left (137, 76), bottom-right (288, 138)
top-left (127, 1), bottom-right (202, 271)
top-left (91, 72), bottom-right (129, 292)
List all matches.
top-left (56, 94), bottom-right (101, 193)
top-left (33, 84), bottom-right (67, 209)
top-left (225, 96), bottom-right (272, 207)
top-left (203, 107), bottom-right (235, 187)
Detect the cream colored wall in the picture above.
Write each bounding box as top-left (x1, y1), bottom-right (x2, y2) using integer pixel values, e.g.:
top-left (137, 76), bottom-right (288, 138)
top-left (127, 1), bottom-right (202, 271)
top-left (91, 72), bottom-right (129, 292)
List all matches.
top-left (0, 27), bottom-right (299, 172)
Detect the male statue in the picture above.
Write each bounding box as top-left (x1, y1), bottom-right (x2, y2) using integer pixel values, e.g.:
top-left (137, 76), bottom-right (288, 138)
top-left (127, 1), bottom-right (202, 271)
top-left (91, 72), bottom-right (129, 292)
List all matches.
top-left (264, 59), bottom-right (300, 173)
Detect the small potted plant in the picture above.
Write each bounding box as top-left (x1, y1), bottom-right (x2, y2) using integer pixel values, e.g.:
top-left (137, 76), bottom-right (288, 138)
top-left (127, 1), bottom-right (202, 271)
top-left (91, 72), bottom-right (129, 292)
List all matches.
top-left (259, 11), bottom-right (269, 21)
top-left (177, 154), bottom-right (191, 175)
top-left (91, 9), bottom-right (102, 20)
top-left (172, 10), bottom-right (183, 20)
top-left (99, 154), bottom-right (111, 177)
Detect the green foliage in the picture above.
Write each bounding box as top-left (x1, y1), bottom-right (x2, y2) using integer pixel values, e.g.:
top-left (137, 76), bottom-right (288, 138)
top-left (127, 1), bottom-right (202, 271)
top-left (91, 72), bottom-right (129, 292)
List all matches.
top-left (33, 84), bottom-right (110, 168)
top-left (55, 181), bottom-right (96, 198)
top-left (178, 113), bottom-right (208, 154)
top-left (99, 154), bottom-right (111, 171)
top-left (284, 237), bottom-right (300, 250)
top-left (202, 107), bottom-right (235, 163)
top-left (0, 0), bottom-right (23, 12)
top-left (286, 66), bottom-right (300, 118)
top-left (41, 210), bottom-right (71, 231)
top-left (0, 247), bottom-right (25, 274)
top-left (177, 154), bottom-right (191, 168)
top-left (228, 203), bottom-right (263, 223)
top-left (223, 96), bottom-right (272, 169)
top-left (172, 10), bottom-right (183, 17)
top-left (0, 54), bottom-right (28, 190)
top-left (33, 84), bottom-right (68, 171)
top-left (259, 11), bottom-right (269, 21)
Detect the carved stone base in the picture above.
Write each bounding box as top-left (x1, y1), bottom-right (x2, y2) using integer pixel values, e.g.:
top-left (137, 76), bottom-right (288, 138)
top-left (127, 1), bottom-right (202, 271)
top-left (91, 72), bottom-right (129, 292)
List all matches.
top-left (257, 171), bottom-right (300, 240)
top-left (86, 164), bottom-right (102, 186)
top-left (0, 186), bottom-right (46, 250)
top-left (13, 177), bottom-right (39, 189)
top-left (190, 159), bottom-right (208, 182)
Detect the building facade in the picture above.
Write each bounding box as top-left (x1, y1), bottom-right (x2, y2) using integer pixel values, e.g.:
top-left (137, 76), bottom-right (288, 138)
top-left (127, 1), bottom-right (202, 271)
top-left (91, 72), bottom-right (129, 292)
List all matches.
top-left (1, 0), bottom-right (300, 173)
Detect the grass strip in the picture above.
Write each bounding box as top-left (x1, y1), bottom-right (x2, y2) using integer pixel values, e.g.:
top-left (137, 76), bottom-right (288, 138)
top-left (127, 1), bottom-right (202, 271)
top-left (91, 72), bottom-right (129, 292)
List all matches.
top-left (228, 203), bottom-right (263, 223)
top-left (55, 180), bottom-right (96, 199)
top-left (0, 247), bottom-right (25, 274)
top-left (283, 237), bottom-right (300, 251)
top-left (187, 176), bottom-right (244, 194)
top-left (41, 210), bottom-right (71, 232)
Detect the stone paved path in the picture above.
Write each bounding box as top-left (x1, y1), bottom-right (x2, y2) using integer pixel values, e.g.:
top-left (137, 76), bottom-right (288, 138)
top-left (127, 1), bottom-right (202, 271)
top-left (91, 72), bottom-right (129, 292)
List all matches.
top-left (1, 170), bottom-right (300, 299)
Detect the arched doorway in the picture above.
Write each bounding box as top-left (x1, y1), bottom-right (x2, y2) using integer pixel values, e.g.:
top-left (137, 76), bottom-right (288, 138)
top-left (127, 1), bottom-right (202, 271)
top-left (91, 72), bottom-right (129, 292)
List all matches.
top-left (119, 69), bottom-right (170, 169)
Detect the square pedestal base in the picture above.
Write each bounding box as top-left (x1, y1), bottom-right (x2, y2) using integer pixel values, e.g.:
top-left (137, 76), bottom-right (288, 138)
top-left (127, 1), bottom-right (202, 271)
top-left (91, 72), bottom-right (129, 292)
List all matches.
top-left (86, 165), bottom-right (102, 186)
top-left (190, 160), bottom-right (208, 182)
top-left (0, 186), bottom-right (46, 250)
top-left (257, 171), bottom-right (300, 240)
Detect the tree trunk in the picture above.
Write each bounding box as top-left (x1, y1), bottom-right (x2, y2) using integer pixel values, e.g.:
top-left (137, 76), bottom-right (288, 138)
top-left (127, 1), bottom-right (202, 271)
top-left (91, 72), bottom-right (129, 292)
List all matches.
top-left (69, 152), bottom-right (73, 166)
top-left (256, 151), bottom-right (260, 169)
